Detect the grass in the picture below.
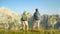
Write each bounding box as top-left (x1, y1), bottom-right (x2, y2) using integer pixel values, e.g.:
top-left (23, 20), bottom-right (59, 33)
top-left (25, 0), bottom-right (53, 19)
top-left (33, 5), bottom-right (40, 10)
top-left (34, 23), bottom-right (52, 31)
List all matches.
top-left (0, 28), bottom-right (60, 34)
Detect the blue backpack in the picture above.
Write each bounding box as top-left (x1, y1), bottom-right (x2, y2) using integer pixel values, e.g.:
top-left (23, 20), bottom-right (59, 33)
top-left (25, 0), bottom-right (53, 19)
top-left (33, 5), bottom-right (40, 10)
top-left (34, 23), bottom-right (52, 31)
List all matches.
top-left (34, 12), bottom-right (40, 20)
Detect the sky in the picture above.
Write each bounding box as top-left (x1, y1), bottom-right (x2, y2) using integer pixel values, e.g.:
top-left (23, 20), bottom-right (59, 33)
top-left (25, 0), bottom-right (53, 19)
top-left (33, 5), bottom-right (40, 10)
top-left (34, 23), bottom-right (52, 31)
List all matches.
top-left (0, 0), bottom-right (60, 15)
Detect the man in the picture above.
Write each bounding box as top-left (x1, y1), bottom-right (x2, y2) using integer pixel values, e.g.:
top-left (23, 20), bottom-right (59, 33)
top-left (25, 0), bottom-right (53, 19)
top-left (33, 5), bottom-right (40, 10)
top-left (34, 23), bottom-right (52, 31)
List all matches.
top-left (32, 8), bottom-right (40, 31)
top-left (21, 11), bottom-right (29, 31)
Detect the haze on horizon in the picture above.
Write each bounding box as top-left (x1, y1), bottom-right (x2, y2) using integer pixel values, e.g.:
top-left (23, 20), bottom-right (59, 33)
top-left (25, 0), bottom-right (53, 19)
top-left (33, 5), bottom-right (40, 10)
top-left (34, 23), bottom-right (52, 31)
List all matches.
top-left (0, 0), bottom-right (60, 15)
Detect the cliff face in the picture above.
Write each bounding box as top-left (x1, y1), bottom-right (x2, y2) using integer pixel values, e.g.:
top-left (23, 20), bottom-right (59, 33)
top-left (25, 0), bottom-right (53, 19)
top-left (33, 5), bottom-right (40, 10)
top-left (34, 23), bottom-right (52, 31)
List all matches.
top-left (0, 7), bottom-right (20, 21)
top-left (0, 7), bottom-right (21, 30)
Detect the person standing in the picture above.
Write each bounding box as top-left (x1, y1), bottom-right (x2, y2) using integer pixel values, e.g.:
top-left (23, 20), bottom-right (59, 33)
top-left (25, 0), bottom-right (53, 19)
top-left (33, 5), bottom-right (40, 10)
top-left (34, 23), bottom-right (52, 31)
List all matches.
top-left (32, 8), bottom-right (40, 31)
top-left (21, 11), bottom-right (29, 31)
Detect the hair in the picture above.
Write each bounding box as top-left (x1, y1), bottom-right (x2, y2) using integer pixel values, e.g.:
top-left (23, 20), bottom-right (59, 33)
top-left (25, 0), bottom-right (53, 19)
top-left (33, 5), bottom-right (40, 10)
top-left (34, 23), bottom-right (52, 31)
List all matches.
top-left (35, 8), bottom-right (38, 12)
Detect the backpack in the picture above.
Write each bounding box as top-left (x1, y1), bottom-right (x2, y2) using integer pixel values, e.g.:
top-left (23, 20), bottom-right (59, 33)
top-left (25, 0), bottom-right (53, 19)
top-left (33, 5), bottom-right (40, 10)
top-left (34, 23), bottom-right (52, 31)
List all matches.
top-left (21, 14), bottom-right (27, 21)
top-left (34, 12), bottom-right (40, 20)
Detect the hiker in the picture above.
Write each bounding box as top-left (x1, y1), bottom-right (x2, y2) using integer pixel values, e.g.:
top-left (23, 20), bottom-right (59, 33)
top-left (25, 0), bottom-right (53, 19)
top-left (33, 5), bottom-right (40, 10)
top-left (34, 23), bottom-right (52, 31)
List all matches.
top-left (21, 10), bottom-right (29, 31)
top-left (32, 8), bottom-right (40, 31)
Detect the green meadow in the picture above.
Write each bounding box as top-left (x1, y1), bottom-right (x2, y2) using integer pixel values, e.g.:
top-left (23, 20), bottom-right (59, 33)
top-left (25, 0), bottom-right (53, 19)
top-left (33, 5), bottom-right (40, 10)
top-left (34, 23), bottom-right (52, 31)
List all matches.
top-left (0, 28), bottom-right (60, 34)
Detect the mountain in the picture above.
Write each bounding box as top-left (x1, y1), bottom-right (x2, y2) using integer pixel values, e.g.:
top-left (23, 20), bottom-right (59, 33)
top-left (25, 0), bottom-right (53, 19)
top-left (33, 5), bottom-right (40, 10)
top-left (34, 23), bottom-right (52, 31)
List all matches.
top-left (0, 7), bottom-right (21, 30)
top-left (0, 7), bottom-right (20, 21)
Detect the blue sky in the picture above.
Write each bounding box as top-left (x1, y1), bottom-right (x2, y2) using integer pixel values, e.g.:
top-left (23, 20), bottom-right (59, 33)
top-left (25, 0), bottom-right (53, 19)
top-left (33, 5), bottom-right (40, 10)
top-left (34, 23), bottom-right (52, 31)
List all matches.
top-left (0, 0), bottom-right (60, 15)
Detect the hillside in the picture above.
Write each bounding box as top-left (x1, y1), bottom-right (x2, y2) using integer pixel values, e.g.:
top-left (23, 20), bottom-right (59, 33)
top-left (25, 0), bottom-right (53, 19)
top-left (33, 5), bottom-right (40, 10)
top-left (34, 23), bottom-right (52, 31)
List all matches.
top-left (0, 7), bottom-right (21, 30)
